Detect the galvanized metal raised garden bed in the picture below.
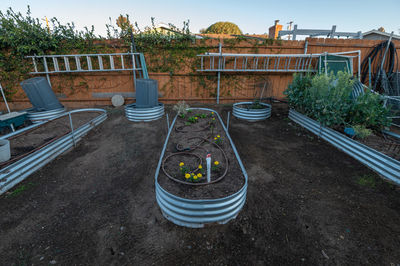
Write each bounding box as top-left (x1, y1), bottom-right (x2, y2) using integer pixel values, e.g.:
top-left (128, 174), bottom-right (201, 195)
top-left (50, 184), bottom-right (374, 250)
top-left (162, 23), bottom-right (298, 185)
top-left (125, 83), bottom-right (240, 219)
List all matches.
top-left (27, 107), bottom-right (66, 123)
top-left (232, 102), bottom-right (271, 122)
top-left (155, 108), bottom-right (248, 228)
top-left (125, 103), bottom-right (164, 122)
top-left (289, 109), bottom-right (400, 185)
top-left (0, 108), bottom-right (107, 195)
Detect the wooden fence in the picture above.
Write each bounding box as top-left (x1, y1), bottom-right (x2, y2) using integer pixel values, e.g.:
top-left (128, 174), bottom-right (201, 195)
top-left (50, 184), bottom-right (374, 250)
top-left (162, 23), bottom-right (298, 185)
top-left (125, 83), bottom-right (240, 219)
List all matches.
top-left (2, 37), bottom-right (400, 110)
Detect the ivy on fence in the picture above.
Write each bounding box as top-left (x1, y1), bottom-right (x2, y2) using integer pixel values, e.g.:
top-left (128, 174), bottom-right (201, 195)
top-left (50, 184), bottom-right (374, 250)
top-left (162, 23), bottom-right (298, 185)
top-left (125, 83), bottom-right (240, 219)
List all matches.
top-left (0, 7), bottom-right (280, 101)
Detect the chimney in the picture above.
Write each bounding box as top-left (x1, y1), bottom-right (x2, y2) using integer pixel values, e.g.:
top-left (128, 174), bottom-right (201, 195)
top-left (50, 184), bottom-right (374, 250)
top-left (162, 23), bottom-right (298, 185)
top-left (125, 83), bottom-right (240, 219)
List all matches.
top-left (269, 20), bottom-right (283, 39)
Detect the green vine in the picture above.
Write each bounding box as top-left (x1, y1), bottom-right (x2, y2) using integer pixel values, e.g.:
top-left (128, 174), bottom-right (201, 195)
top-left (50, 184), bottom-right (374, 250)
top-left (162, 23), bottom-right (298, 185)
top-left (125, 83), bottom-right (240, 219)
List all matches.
top-left (0, 7), bottom-right (291, 102)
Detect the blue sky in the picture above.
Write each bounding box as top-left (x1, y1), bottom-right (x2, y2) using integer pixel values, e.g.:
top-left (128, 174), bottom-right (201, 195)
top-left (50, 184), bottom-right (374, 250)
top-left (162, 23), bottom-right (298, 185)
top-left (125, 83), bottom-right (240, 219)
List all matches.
top-left (1, 0), bottom-right (399, 36)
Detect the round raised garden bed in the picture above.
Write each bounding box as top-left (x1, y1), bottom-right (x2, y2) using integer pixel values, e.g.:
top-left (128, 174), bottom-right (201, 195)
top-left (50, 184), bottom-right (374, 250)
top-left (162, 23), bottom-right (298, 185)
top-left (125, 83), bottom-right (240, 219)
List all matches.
top-left (155, 108), bottom-right (248, 228)
top-left (125, 103), bottom-right (164, 122)
top-left (27, 107), bottom-right (66, 123)
top-left (232, 101), bottom-right (271, 122)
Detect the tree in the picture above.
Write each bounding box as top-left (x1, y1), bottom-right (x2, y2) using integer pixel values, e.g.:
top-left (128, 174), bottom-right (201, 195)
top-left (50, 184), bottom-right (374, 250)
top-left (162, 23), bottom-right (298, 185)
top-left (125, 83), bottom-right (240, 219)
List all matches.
top-left (203, 22), bottom-right (242, 35)
top-left (116, 15), bottom-right (133, 32)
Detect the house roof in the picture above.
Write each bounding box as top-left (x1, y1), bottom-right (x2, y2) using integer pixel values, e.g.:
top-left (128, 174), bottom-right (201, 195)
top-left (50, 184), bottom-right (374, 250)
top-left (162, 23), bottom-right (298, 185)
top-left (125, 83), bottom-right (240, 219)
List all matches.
top-left (362, 30), bottom-right (400, 40)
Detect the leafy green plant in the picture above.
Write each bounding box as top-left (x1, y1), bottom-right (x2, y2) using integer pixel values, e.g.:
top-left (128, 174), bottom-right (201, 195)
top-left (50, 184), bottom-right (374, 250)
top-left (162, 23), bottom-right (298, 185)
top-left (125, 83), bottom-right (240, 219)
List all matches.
top-left (302, 71), bottom-right (354, 127)
top-left (348, 91), bottom-right (391, 130)
top-left (285, 71), bottom-right (391, 132)
top-left (187, 116), bottom-right (199, 123)
top-left (352, 125), bottom-right (372, 139)
top-left (214, 134), bottom-right (223, 145)
top-left (284, 73), bottom-right (313, 111)
top-left (211, 160), bottom-right (221, 172)
top-left (249, 99), bottom-right (264, 109)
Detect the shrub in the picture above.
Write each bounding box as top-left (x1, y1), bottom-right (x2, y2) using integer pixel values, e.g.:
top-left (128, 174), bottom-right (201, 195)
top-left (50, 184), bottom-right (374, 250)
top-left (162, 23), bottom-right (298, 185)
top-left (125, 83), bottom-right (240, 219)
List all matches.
top-left (303, 71), bottom-right (354, 127)
top-left (284, 73), bottom-right (312, 111)
top-left (285, 71), bottom-right (391, 132)
top-left (347, 90), bottom-right (391, 130)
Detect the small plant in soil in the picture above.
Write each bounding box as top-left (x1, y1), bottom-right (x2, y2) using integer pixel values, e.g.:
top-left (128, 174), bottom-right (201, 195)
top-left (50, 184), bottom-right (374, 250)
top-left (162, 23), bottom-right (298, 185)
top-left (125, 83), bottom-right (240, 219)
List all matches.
top-left (187, 116), bottom-right (199, 124)
top-left (199, 113), bottom-right (208, 118)
top-left (198, 164), bottom-right (204, 174)
top-left (212, 160), bottom-right (221, 172)
top-left (179, 162), bottom-right (189, 176)
top-left (214, 134), bottom-right (223, 145)
top-left (353, 125), bottom-right (372, 139)
top-left (249, 99), bottom-right (264, 109)
top-left (209, 120), bottom-right (216, 135)
top-left (173, 101), bottom-right (190, 118)
top-left (185, 172), bottom-right (203, 183)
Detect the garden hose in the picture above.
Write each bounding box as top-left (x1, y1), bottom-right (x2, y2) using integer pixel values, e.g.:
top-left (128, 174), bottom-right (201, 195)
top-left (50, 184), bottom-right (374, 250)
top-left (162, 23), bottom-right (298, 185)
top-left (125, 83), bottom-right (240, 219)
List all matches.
top-left (360, 40), bottom-right (398, 93)
top-left (161, 136), bottom-right (229, 186)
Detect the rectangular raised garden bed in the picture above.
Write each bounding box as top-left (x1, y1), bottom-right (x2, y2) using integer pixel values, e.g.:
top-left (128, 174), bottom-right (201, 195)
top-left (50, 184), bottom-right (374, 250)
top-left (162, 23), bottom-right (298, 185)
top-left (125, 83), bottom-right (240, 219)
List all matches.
top-left (289, 109), bottom-right (400, 185)
top-left (0, 108), bottom-right (107, 195)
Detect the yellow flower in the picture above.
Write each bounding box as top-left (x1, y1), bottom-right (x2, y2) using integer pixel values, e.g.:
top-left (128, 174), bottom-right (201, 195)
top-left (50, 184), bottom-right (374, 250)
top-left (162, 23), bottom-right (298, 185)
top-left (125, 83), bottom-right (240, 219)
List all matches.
top-left (195, 117), bottom-right (198, 119)
top-left (197, 173), bottom-right (202, 178)
top-left (198, 164), bottom-right (202, 169)
top-left (217, 135), bottom-right (220, 138)
top-left (193, 175), bottom-right (198, 180)
top-left (214, 161), bottom-right (219, 166)
top-left (214, 137), bottom-right (217, 140)
top-left (211, 112), bottom-right (214, 115)
top-left (179, 162), bottom-right (184, 167)
top-left (212, 118), bottom-right (215, 121)
top-left (185, 173), bottom-right (190, 179)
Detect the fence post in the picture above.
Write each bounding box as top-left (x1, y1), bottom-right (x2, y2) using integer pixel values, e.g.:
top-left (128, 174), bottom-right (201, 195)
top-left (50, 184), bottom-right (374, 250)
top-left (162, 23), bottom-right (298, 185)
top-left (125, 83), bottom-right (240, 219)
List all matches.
top-left (217, 42), bottom-right (222, 104)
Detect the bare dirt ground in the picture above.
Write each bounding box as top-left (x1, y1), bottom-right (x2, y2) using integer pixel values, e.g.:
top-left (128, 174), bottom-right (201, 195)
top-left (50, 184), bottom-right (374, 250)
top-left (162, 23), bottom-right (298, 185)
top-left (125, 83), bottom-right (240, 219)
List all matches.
top-left (0, 103), bottom-right (399, 265)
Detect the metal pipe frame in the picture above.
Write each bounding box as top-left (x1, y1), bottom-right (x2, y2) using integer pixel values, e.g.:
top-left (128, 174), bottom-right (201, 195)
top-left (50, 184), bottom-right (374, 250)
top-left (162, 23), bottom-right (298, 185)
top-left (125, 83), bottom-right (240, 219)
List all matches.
top-left (155, 108), bottom-right (248, 228)
top-left (0, 108), bottom-right (107, 195)
top-left (289, 109), bottom-right (400, 185)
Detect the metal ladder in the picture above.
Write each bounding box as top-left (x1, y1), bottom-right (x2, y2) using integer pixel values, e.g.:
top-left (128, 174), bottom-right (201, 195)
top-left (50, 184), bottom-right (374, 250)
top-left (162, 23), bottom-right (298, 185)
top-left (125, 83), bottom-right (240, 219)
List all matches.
top-left (26, 52), bottom-right (149, 87)
top-left (197, 52), bottom-right (320, 73)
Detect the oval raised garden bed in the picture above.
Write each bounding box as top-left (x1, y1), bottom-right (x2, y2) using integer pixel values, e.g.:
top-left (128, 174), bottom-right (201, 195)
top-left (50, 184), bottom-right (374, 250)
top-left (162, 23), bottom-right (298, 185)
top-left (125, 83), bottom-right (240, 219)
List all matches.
top-left (155, 108), bottom-right (248, 228)
top-left (289, 109), bottom-right (400, 185)
top-left (232, 101), bottom-right (271, 122)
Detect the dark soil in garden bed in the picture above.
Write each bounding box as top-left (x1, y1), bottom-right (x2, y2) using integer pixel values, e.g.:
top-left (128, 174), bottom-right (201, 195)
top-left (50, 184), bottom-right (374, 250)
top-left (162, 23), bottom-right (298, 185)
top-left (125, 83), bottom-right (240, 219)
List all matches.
top-left (0, 112), bottom-right (101, 169)
top-left (0, 104), bottom-right (399, 265)
top-left (158, 109), bottom-right (245, 199)
top-left (359, 133), bottom-right (400, 160)
top-left (237, 102), bottom-right (269, 110)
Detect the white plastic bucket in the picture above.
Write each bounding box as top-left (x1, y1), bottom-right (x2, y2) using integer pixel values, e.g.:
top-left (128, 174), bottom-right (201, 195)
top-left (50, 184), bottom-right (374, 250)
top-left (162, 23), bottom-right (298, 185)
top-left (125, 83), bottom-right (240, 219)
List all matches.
top-left (0, 139), bottom-right (11, 162)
